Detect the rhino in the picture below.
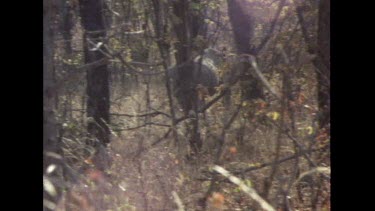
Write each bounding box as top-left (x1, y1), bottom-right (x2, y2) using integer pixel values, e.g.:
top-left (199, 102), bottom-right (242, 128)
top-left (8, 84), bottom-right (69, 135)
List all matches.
top-left (167, 48), bottom-right (224, 114)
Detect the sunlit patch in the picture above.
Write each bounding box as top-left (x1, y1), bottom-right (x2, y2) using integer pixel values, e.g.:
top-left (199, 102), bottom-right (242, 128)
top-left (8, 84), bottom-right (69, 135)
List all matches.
top-left (46, 164), bottom-right (57, 174)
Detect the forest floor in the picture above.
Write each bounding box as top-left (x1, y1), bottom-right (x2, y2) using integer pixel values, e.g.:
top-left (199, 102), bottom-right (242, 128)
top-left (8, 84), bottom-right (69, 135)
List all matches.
top-left (55, 81), bottom-right (330, 211)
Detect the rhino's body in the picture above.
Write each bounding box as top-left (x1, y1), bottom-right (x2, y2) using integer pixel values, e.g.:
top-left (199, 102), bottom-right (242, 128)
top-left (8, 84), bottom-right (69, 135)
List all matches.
top-left (167, 48), bottom-right (223, 113)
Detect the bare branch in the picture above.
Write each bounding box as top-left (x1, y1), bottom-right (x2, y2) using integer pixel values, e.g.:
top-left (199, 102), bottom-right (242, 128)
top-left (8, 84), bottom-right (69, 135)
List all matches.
top-left (294, 167), bottom-right (331, 186)
top-left (246, 55), bottom-right (281, 99)
top-left (253, 0), bottom-right (287, 55)
top-left (296, 4), bottom-right (316, 54)
top-left (110, 111), bottom-right (171, 118)
top-left (115, 122), bottom-right (170, 131)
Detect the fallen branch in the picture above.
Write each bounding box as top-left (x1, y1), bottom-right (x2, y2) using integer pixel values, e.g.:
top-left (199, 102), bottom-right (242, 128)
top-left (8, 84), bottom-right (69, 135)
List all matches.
top-left (114, 122), bottom-right (170, 131)
top-left (172, 191), bottom-right (185, 211)
top-left (213, 165), bottom-right (276, 211)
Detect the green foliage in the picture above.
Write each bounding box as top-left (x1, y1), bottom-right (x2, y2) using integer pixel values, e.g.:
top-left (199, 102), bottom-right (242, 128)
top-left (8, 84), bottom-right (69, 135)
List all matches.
top-left (109, 38), bottom-right (123, 51)
top-left (190, 2), bottom-right (202, 11)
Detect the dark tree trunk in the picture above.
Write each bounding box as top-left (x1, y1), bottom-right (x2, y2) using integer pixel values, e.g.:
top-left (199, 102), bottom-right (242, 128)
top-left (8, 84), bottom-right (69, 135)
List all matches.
top-left (43, 0), bottom-right (58, 169)
top-left (296, 0), bottom-right (330, 129)
top-left (227, 0), bottom-right (263, 101)
top-left (151, 0), bottom-right (183, 158)
top-left (227, 0), bottom-right (253, 55)
top-left (316, 0), bottom-right (330, 129)
top-left (190, 0), bottom-right (208, 45)
top-left (170, 0), bottom-right (208, 154)
top-left (59, 0), bottom-right (74, 54)
top-left (43, 0), bottom-right (61, 209)
top-left (79, 0), bottom-right (111, 147)
top-left (171, 0), bottom-right (190, 64)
